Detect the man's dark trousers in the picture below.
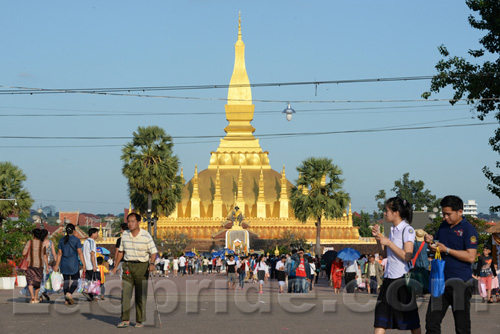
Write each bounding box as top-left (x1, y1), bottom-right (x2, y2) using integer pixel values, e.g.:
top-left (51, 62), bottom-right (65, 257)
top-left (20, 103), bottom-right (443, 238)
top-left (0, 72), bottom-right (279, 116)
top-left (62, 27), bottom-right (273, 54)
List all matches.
top-left (345, 272), bottom-right (356, 293)
top-left (425, 282), bottom-right (473, 334)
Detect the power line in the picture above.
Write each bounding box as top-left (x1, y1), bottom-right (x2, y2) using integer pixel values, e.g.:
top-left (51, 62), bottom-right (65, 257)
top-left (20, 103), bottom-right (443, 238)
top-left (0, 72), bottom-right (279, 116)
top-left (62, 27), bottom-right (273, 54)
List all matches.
top-left (0, 103), bottom-right (474, 117)
top-left (0, 121), bottom-right (495, 148)
top-left (1, 72), bottom-right (498, 95)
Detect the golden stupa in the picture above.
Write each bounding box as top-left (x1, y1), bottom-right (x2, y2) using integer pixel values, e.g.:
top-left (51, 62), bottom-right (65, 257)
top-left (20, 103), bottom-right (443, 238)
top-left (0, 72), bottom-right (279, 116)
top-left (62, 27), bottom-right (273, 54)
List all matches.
top-left (144, 15), bottom-right (368, 249)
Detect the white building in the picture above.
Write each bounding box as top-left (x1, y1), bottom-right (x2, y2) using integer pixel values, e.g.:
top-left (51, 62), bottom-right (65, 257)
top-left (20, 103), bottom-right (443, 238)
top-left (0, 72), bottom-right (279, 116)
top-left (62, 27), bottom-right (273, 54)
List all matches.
top-left (463, 200), bottom-right (478, 218)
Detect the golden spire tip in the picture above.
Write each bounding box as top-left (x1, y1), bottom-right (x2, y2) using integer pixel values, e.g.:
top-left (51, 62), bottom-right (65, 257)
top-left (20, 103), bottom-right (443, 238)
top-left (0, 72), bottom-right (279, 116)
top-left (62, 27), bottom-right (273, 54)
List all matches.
top-left (238, 12), bottom-right (242, 41)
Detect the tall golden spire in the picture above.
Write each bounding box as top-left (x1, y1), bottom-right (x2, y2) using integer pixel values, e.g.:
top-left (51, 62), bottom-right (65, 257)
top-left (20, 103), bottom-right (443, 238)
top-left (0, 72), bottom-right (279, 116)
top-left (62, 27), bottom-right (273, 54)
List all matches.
top-left (228, 12), bottom-right (252, 105)
top-left (209, 13), bottom-right (270, 170)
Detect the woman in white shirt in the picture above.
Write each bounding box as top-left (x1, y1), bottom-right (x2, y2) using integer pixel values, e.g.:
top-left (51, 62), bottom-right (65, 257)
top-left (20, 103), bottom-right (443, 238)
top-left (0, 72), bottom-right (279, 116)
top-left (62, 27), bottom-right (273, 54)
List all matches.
top-left (372, 197), bottom-right (420, 334)
top-left (253, 255), bottom-right (269, 293)
top-left (309, 258), bottom-right (316, 291)
top-left (275, 256), bottom-right (287, 293)
top-left (172, 256), bottom-right (179, 278)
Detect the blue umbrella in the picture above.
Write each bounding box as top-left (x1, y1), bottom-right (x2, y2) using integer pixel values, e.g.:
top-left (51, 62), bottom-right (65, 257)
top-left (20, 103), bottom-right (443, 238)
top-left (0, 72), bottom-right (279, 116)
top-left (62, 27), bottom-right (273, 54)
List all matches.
top-left (336, 248), bottom-right (361, 261)
top-left (185, 251), bottom-right (196, 257)
top-left (211, 252), bottom-right (221, 257)
top-left (96, 247), bottom-right (110, 255)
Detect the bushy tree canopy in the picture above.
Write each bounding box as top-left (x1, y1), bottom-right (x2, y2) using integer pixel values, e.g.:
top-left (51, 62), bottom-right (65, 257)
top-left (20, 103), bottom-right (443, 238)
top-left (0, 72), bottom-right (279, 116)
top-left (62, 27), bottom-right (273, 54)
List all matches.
top-left (424, 0), bottom-right (500, 211)
top-left (0, 162), bottom-right (33, 226)
top-left (375, 173), bottom-right (438, 213)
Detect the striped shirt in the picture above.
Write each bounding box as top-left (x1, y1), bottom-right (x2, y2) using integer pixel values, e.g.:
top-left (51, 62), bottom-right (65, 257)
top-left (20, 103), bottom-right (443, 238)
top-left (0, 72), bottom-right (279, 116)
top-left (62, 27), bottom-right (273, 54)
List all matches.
top-left (119, 229), bottom-right (158, 262)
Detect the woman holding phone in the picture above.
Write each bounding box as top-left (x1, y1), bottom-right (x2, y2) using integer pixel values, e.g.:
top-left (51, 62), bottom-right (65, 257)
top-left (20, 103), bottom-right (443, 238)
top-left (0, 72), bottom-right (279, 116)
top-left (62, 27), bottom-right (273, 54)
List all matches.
top-left (371, 197), bottom-right (420, 334)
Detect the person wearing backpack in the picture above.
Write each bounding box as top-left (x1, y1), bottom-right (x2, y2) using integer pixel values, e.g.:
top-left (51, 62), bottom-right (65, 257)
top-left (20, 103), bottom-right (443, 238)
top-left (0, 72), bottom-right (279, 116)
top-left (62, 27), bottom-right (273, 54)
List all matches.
top-left (237, 256), bottom-right (248, 289)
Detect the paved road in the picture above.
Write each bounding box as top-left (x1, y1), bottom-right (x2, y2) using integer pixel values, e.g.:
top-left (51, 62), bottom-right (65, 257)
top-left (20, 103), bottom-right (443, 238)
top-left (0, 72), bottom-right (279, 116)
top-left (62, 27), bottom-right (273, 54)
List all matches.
top-left (1, 274), bottom-right (498, 334)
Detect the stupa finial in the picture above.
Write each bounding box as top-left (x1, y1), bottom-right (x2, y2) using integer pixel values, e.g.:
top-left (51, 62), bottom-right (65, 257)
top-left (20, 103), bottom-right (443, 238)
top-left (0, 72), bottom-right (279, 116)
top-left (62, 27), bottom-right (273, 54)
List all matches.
top-left (238, 12), bottom-right (242, 41)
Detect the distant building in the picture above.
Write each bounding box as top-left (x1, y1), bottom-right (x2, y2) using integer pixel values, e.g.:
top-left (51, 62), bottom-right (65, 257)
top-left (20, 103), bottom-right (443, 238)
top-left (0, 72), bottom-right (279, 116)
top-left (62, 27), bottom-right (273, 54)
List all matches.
top-left (463, 200), bottom-right (478, 218)
top-left (41, 205), bottom-right (56, 217)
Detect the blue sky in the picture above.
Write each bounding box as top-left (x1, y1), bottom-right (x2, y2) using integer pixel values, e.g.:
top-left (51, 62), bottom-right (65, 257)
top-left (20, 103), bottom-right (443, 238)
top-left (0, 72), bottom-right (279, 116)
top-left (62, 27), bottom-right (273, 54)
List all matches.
top-left (1, 1), bottom-right (498, 215)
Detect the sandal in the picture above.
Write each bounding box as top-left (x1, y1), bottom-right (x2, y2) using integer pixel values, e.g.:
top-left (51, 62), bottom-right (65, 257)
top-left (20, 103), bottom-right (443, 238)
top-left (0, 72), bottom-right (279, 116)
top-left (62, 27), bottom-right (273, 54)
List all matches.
top-left (29, 297), bottom-right (36, 304)
top-left (66, 295), bottom-right (75, 305)
top-left (116, 322), bottom-right (129, 328)
top-left (134, 323), bottom-right (143, 328)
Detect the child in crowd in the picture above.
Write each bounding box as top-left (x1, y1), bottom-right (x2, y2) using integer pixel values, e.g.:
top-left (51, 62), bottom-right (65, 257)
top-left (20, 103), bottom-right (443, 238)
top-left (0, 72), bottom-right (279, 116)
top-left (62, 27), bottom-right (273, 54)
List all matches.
top-left (97, 257), bottom-right (109, 300)
top-left (491, 264), bottom-right (499, 302)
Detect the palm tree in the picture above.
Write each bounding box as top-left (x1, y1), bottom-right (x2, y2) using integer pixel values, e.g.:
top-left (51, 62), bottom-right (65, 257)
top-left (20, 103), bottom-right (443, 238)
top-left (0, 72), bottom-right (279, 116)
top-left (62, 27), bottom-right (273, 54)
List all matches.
top-left (121, 126), bottom-right (182, 238)
top-left (290, 157), bottom-right (350, 256)
top-left (0, 162), bottom-right (33, 227)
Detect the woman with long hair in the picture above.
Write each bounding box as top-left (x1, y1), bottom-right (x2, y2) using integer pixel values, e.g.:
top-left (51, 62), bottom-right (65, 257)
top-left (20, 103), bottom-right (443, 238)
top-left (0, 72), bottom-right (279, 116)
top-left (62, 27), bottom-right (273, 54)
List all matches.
top-left (22, 229), bottom-right (47, 303)
top-left (253, 255), bottom-right (269, 293)
top-left (371, 197), bottom-right (420, 334)
top-left (54, 224), bottom-right (86, 305)
top-left (39, 229), bottom-right (57, 301)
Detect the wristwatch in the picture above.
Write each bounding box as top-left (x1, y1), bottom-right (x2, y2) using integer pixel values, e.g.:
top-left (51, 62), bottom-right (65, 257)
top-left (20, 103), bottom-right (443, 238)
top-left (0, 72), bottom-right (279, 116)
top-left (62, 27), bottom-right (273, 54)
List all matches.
top-left (446, 248), bottom-right (450, 255)
top-left (150, 263), bottom-right (155, 266)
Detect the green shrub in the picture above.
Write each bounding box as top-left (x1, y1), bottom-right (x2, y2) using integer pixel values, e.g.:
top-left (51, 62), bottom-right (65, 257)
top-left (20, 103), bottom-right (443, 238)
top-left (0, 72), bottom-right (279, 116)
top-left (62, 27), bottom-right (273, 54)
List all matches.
top-left (0, 262), bottom-right (15, 277)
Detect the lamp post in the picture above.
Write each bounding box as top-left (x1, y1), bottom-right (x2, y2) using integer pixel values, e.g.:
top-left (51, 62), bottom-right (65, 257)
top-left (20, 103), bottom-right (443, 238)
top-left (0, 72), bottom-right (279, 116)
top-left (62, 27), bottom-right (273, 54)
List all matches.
top-left (32, 208), bottom-right (45, 229)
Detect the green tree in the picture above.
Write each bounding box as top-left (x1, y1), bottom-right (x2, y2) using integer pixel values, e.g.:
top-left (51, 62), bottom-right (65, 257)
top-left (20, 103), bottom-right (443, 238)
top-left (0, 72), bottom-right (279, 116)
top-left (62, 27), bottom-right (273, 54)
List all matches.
top-left (0, 162), bottom-right (34, 227)
top-left (290, 157), bottom-right (350, 256)
top-left (159, 231), bottom-right (192, 257)
top-left (280, 229), bottom-right (311, 253)
top-left (375, 173), bottom-right (438, 213)
top-left (423, 0), bottom-right (500, 211)
top-left (121, 126), bottom-right (182, 238)
top-left (0, 213), bottom-right (35, 263)
top-left (352, 211), bottom-right (374, 237)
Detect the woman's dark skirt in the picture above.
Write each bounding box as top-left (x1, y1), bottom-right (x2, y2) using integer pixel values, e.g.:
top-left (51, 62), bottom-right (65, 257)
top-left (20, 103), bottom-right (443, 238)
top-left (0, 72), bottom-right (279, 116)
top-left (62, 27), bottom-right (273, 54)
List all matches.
top-left (26, 267), bottom-right (44, 289)
top-left (276, 270), bottom-right (286, 282)
top-left (257, 270), bottom-right (266, 281)
top-left (374, 277), bottom-right (420, 330)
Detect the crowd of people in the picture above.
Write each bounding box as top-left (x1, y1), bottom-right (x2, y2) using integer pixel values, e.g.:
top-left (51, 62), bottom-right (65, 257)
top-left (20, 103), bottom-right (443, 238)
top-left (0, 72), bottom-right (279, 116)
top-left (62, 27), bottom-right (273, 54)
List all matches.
top-left (16, 195), bottom-right (499, 332)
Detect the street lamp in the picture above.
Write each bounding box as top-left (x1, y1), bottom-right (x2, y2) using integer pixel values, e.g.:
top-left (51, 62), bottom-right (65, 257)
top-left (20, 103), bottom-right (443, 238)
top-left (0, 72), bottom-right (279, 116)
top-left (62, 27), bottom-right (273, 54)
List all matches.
top-left (0, 198), bottom-right (17, 206)
top-left (56, 218), bottom-right (71, 226)
top-left (32, 207), bottom-right (45, 229)
top-left (282, 103), bottom-right (296, 121)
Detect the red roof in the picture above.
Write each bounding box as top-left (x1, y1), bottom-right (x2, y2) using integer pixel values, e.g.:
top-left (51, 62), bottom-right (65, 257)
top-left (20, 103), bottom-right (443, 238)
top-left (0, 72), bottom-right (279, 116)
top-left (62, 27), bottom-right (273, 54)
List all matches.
top-left (59, 211), bottom-right (79, 226)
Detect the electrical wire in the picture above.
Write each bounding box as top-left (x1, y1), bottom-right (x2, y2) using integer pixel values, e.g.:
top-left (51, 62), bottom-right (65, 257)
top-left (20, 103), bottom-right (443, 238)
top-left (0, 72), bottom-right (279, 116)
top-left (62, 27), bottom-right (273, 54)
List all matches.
top-left (0, 72), bottom-right (497, 95)
top-left (0, 103), bottom-right (475, 117)
top-left (0, 121), bottom-right (495, 149)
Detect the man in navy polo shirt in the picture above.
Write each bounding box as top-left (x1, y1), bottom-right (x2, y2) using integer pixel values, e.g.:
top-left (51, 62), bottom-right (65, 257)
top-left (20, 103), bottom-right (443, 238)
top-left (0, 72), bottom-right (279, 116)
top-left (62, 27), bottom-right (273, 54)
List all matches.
top-left (424, 195), bottom-right (478, 334)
